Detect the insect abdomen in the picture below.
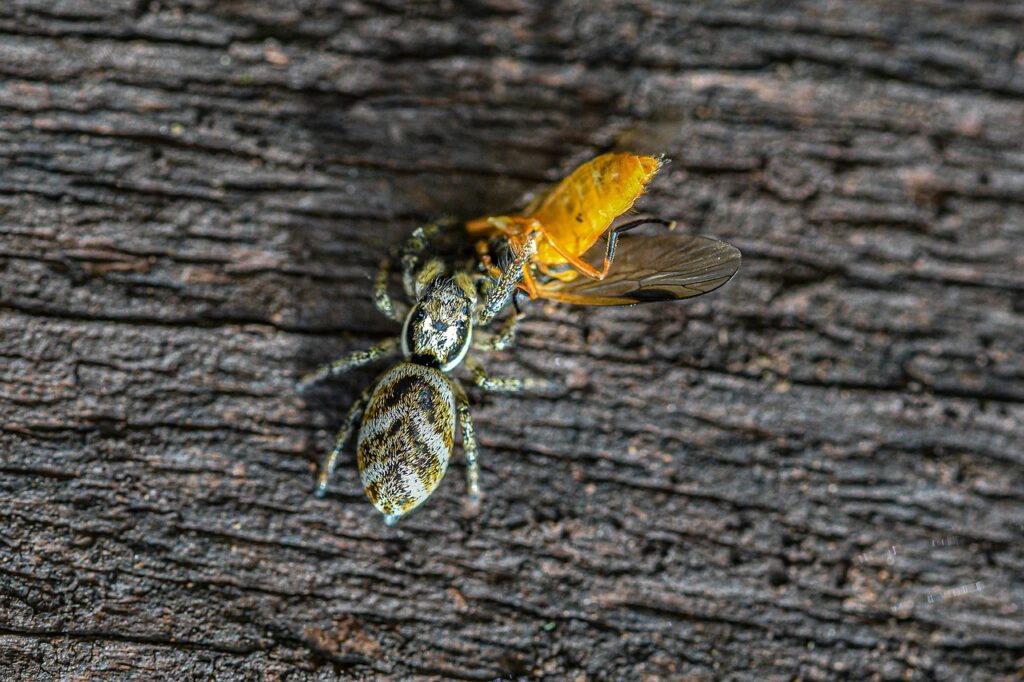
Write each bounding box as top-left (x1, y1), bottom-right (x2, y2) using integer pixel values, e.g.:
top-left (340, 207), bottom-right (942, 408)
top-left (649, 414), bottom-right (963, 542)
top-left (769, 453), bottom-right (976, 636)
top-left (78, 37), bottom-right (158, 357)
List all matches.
top-left (534, 153), bottom-right (661, 265)
top-left (356, 363), bottom-right (456, 520)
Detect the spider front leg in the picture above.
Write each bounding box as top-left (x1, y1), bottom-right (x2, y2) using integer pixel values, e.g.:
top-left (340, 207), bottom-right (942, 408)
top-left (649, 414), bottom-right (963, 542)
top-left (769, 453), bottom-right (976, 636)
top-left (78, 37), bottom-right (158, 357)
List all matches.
top-left (399, 219), bottom-right (458, 298)
top-left (476, 234), bottom-right (537, 327)
top-left (314, 386), bottom-right (372, 497)
top-left (373, 256), bottom-right (409, 322)
top-left (296, 338), bottom-right (399, 392)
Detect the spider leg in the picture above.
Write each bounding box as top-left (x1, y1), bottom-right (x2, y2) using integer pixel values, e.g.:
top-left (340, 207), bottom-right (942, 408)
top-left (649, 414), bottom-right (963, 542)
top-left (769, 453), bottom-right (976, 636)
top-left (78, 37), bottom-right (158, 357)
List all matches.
top-left (472, 311), bottom-right (523, 352)
top-left (373, 255), bottom-right (410, 322)
top-left (449, 378), bottom-right (481, 506)
top-left (399, 218), bottom-right (459, 298)
top-left (296, 338), bottom-right (400, 392)
top-left (462, 355), bottom-right (521, 392)
top-left (476, 234), bottom-right (536, 326)
top-left (473, 271), bottom-right (494, 302)
top-left (465, 355), bottom-right (554, 393)
top-left (314, 386), bottom-right (372, 497)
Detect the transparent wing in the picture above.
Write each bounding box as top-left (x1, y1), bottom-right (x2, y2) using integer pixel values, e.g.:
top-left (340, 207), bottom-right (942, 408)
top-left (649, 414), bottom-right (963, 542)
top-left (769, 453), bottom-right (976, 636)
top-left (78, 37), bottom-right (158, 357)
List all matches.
top-left (540, 234), bottom-right (741, 306)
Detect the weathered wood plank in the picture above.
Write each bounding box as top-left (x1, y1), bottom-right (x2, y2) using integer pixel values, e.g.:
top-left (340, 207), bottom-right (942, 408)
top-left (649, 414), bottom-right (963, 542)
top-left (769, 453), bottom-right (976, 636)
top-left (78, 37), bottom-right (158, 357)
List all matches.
top-left (1, 1), bottom-right (1023, 679)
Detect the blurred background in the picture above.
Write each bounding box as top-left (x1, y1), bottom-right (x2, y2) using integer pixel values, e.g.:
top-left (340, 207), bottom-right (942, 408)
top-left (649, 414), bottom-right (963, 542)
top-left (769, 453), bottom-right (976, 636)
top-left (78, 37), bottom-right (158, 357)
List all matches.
top-left (1, 1), bottom-right (1022, 679)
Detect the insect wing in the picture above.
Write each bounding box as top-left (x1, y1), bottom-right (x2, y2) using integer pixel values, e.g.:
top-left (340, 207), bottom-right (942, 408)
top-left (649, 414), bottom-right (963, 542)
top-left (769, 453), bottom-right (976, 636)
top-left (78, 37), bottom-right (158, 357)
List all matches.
top-left (541, 234), bottom-right (741, 305)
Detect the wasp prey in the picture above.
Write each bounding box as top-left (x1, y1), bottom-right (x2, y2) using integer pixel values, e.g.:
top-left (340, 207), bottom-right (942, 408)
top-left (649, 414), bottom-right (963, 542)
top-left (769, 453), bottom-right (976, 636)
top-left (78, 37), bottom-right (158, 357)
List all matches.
top-left (469, 153), bottom-right (741, 306)
top-left (299, 221), bottom-right (543, 525)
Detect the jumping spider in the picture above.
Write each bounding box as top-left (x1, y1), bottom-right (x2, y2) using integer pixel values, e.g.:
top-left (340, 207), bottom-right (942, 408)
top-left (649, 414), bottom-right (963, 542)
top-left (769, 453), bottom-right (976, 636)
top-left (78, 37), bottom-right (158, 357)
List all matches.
top-left (299, 221), bottom-right (543, 525)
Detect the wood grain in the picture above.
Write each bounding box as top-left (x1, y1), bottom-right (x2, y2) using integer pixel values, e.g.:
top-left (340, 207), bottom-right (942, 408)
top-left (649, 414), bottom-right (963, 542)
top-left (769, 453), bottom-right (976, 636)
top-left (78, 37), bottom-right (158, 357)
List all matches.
top-left (1, 1), bottom-right (1022, 679)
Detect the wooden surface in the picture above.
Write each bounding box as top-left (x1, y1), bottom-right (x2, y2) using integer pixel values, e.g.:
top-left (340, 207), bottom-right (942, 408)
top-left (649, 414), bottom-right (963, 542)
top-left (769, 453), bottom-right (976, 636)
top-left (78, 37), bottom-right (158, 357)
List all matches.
top-left (2, 1), bottom-right (1023, 679)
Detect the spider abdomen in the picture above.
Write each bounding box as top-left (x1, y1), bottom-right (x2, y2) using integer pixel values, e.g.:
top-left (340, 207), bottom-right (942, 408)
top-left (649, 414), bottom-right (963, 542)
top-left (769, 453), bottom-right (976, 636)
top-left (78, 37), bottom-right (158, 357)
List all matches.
top-left (356, 363), bottom-right (456, 521)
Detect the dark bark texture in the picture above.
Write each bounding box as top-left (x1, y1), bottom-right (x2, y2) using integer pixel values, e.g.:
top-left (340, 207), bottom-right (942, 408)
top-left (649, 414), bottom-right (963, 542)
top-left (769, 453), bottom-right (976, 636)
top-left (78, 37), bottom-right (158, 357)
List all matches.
top-left (2, 1), bottom-right (1023, 680)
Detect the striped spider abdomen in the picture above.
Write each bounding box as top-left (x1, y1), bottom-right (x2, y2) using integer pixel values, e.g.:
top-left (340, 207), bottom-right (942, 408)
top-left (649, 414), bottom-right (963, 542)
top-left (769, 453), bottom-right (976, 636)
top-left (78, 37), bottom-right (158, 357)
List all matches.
top-left (357, 363), bottom-right (456, 524)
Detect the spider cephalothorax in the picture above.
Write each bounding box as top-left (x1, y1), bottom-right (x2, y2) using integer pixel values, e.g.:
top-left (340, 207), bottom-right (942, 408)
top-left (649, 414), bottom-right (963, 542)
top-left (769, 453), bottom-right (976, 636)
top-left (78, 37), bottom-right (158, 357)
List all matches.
top-left (401, 273), bottom-right (477, 371)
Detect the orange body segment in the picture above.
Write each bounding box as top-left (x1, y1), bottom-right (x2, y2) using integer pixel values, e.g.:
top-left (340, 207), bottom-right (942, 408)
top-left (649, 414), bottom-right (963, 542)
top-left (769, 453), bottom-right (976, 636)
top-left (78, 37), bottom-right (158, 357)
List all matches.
top-left (530, 153), bottom-right (661, 268)
top-left (466, 152), bottom-right (662, 283)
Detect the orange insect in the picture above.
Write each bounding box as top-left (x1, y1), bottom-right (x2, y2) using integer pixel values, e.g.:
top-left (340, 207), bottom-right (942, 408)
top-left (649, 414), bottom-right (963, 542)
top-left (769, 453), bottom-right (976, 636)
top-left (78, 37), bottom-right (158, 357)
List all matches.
top-left (467, 153), bottom-right (741, 306)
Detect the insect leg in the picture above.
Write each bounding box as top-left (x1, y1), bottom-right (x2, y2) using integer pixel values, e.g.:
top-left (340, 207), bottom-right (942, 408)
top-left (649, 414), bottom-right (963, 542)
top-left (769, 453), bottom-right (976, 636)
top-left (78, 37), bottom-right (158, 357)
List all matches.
top-left (373, 255), bottom-right (410, 322)
top-left (561, 217), bottom-right (677, 280)
top-left (512, 289), bottom-right (528, 314)
top-left (518, 262), bottom-right (541, 299)
top-left (450, 379), bottom-right (480, 504)
top-left (476, 234), bottom-right (537, 326)
top-left (474, 239), bottom-right (501, 277)
top-left (472, 311), bottom-right (523, 351)
top-left (314, 387), bottom-right (371, 497)
top-left (296, 338), bottom-right (399, 392)
top-left (601, 217), bottom-right (676, 277)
